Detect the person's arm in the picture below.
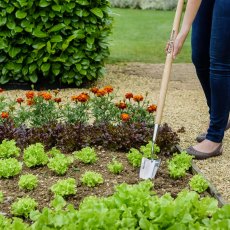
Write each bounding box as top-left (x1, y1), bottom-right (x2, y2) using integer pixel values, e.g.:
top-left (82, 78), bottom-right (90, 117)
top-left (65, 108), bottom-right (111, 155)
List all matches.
top-left (172, 0), bottom-right (202, 59)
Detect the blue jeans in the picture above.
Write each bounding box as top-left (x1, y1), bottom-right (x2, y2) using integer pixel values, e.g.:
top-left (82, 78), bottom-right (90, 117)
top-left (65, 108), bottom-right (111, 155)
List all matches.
top-left (191, 0), bottom-right (230, 143)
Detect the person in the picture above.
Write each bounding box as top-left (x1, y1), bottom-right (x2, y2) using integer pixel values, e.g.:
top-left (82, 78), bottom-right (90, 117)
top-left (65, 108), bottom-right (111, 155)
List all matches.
top-left (171, 0), bottom-right (230, 159)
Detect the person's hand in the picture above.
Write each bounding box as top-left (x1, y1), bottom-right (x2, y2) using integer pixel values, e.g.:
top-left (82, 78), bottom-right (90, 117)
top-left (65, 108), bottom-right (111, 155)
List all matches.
top-left (165, 31), bottom-right (187, 59)
top-left (172, 32), bottom-right (187, 59)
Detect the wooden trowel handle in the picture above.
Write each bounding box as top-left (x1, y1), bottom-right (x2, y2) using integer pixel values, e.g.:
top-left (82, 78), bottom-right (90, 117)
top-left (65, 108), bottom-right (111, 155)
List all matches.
top-left (155, 0), bottom-right (184, 125)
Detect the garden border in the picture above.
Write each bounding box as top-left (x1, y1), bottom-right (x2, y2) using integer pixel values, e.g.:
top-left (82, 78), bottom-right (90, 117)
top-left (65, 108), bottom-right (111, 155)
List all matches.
top-left (175, 145), bottom-right (228, 207)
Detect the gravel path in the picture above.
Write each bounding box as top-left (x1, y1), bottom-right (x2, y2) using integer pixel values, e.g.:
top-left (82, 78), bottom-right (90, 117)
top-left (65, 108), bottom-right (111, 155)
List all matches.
top-left (3, 63), bottom-right (230, 203)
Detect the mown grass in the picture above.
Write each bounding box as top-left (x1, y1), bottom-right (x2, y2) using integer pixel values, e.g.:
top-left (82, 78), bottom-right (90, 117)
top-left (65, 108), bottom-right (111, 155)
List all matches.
top-left (107, 8), bottom-right (191, 63)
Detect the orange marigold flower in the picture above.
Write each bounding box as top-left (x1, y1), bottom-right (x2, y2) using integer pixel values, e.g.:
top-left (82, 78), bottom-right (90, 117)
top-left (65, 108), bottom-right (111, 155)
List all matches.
top-left (1, 112), bottom-right (9, 119)
top-left (133, 95), bottom-right (144, 102)
top-left (26, 91), bottom-right (35, 99)
top-left (121, 113), bottom-right (130, 122)
top-left (71, 95), bottom-right (78, 102)
top-left (116, 102), bottom-right (127, 110)
top-left (104, 86), bottom-right (113, 94)
top-left (42, 92), bottom-right (52, 101)
top-left (0, 88), bottom-right (4, 93)
top-left (16, 98), bottom-right (24, 104)
top-left (90, 87), bottom-right (99, 94)
top-left (27, 99), bottom-right (34, 106)
top-left (147, 104), bottom-right (157, 113)
top-left (125, 93), bottom-right (133, 100)
top-left (96, 89), bottom-right (107, 97)
top-left (77, 93), bottom-right (90, 103)
top-left (54, 98), bottom-right (61, 103)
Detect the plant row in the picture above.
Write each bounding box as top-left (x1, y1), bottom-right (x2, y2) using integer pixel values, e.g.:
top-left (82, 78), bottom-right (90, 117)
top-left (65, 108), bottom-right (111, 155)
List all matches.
top-left (1, 180), bottom-right (229, 229)
top-left (0, 86), bottom-right (156, 127)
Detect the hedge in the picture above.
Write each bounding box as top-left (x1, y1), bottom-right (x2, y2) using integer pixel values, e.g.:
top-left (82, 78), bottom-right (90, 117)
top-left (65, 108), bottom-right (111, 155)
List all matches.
top-left (0, 0), bottom-right (113, 86)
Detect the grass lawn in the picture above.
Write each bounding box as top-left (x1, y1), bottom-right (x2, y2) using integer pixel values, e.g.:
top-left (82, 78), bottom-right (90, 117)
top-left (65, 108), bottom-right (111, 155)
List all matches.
top-left (107, 8), bottom-right (192, 63)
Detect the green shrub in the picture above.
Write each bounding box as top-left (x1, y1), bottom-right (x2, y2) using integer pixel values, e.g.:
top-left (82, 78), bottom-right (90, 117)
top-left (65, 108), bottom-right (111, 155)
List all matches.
top-left (80, 171), bottom-right (104, 187)
top-left (11, 197), bottom-right (38, 218)
top-left (0, 139), bottom-right (20, 159)
top-left (74, 147), bottom-right (98, 164)
top-left (51, 178), bottom-right (77, 197)
top-left (0, 158), bottom-right (22, 178)
top-left (18, 174), bottom-right (38, 191)
top-left (0, 0), bottom-right (112, 86)
top-left (23, 143), bottom-right (48, 167)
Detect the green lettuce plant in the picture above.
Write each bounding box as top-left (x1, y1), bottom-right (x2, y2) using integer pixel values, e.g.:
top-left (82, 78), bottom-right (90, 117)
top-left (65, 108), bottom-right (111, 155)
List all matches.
top-left (0, 139), bottom-right (20, 159)
top-left (18, 174), bottom-right (38, 191)
top-left (107, 158), bottom-right (124, 174)
top-left (51, 178), bottom-right (76, 197)
top-left (127, 148), bottom-right (142, 167)
top-left (140, 141), bottom-right (160, 159)
top-left (74, 147), bottom-right (98, 164)
top-left (23, 143), bottom-right (48, 167)
top-left (48, 153), bottom-right (74, 175)
top-left (11, 197), bottom-right (38, 218)
top-left (0, 158), bottom-right (22, 178)
top-left (80, 171), bottom-right (104, 187)
top-left (189, 174), bottom-right (209, 193)
top-left (167, 151), bottom-right (194, 179)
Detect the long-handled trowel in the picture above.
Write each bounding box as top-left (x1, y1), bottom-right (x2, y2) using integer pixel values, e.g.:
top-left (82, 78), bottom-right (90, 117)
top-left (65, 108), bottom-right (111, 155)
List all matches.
top-left (139, 0), bottom-right (185, 179)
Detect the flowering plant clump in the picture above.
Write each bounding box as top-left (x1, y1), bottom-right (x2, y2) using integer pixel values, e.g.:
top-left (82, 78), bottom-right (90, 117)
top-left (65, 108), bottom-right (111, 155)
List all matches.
top-left (51, 178), bottom-right (77, 197)
top-left (18, 174), bottom-right (38, 191)
top-left (189, 174), bottom-right (209, 193)
top-left (0, 139), bottom-right (20, 159)
top-left (0, 158), bottom-right (22, 178)
top-left (74, 147), bottom-right (98, 164)
top-left (107, 158), bottom-right (124, 174)
top-left (11, 197), bottom-right (38, 218)
top-left (80, 171), bottom-right (104, 187)
top-left (90, 86), bottom-right (120, 124)
top-left (48, 153), bottom-right (74, 175)
top-left (23, 143), bottom-right (49, 167)
top-left (62, 92), bottom-right (90, 124)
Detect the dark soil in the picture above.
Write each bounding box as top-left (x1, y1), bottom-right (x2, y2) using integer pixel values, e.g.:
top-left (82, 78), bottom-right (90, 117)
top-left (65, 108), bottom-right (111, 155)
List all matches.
top-left (0, 147), bottom-right (193, 217)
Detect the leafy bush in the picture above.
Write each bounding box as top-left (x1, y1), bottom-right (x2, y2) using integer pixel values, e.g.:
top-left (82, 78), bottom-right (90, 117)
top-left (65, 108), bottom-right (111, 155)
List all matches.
top-left (0, 0), bottom-right (113, 86)
top-left (0, 158), bottom-right (22, 178)
top-left (189, 174), bottom-right (209, 193)
top-left (74, 147), bottom-right (98, 164)
top-left (80, 171), bottom-right (104, 187)
top-left (18, 174), bottom-right (38, 191)
top-left (0, 139), bottom-right (20, 158)
top-left (23, 143), bottom-right (48, 167)
top-left (11, 197), bottom-right (38, 218)
top-left (167, 151), bottom-right (194, 179)
top-left (107, 158), bottom-right (124, 174)
top-left (0, 191), bottom-right (3, 203)
top-left (51, 178), bottom-right (76, 197)
top-left (48, 153), bottom-right (74, 175)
